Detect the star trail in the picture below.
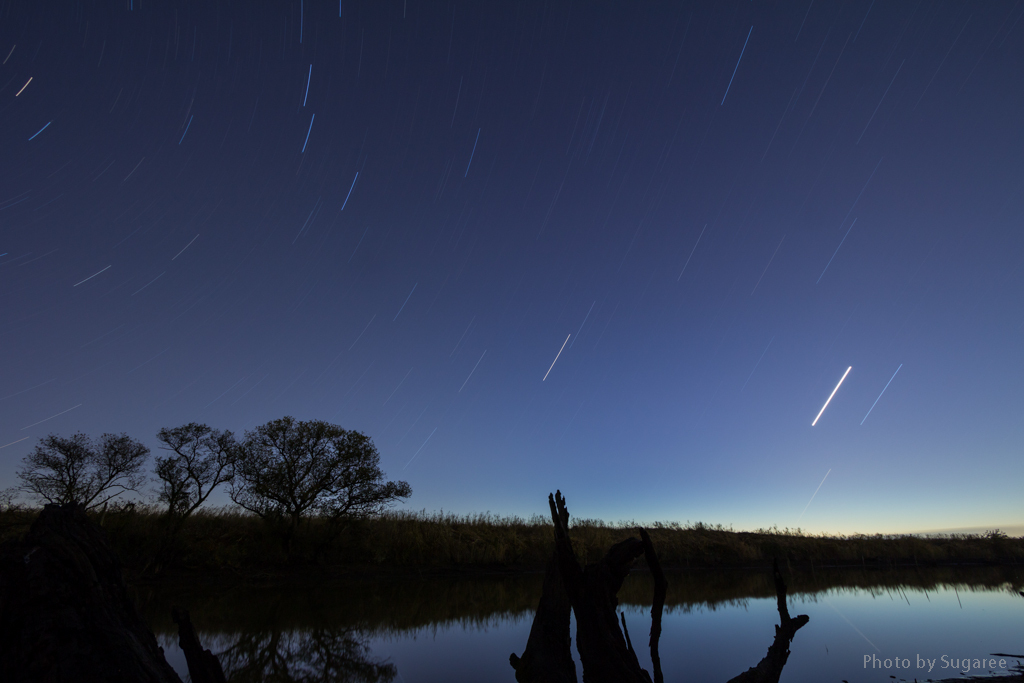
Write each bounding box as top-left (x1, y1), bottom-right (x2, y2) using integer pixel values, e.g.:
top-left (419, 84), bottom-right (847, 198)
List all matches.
top-left (1, 1), bottom-right (1022, 535)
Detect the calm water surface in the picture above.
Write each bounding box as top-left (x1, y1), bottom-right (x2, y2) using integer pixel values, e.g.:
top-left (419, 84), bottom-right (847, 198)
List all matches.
top-left (137, 567), bottom-right (1024, 682)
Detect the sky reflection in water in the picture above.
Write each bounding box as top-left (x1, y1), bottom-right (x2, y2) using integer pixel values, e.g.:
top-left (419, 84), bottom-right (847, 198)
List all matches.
top-left (149, 571), bottom-right (1024, 682)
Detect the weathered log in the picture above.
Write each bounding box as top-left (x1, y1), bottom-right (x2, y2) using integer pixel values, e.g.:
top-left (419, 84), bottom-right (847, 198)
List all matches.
top-left (549, 490), bottom-right (653, 683)
top-left (514, 492), bottom-right (810, 683)
top-left (0, 503), bottom-right (184, 682)
top-left (508, 554), bottom-right (577, 683)
top-left (172, 607), bottom-right (227, 683)
top-left (510, 490), bottom-right (577, 682)
top-left (725, 559), bottom-right (809, 683)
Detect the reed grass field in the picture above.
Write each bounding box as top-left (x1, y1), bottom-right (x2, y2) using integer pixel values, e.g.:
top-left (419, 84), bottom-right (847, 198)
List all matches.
top-left (2, 505), bottom-right (1021, 577)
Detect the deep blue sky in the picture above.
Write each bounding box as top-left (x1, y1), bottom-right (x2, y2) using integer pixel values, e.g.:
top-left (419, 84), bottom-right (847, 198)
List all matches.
top-left (2, 1), bottom-right (1022, 534)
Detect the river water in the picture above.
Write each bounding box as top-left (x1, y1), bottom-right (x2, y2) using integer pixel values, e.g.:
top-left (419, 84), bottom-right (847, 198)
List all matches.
top-left (136, 566), bottom-right (1024, 682)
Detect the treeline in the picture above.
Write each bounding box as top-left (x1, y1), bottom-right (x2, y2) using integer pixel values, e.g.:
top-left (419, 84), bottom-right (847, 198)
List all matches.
top-left (3, 418), bottom-right (1022, 576)
top-left (2, 504), bottom-right (1021, 577)
top-left (2, 416), bottom-right (411, 568)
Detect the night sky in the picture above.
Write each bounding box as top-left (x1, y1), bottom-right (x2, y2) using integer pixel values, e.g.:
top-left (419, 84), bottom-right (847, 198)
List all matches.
top-left (2, 1), bottom-right (1022, 535)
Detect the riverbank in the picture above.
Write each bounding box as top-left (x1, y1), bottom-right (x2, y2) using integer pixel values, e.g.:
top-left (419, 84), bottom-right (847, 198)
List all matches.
top-left (3, 506), bottom-right (1022, 577)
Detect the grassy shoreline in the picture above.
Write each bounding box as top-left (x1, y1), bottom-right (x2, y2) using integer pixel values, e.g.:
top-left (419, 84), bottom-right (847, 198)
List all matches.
top-left (3, 506), bottom-right (1022, 579)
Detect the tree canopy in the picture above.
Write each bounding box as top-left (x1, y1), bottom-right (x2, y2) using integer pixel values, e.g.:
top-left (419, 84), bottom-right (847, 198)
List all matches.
top-left (230, 416), bottom-right (411, 528)
top-left (17, 432), bottom-right (149, 509)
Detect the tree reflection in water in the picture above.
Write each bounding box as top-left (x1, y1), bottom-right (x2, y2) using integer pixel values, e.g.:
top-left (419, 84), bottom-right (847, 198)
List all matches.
top-left (216, 627), bottom-right (396, 683)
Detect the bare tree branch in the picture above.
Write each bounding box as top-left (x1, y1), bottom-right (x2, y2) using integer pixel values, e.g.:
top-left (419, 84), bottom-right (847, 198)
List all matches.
top-left (155, 423), bottom-right (236, 523)
top-left (17, 433), bottom-right (148, 509)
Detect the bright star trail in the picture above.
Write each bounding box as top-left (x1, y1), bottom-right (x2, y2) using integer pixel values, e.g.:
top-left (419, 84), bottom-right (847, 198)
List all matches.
top-left (301, 113), bottom-right (315, 153)
top-left (812, 366), bottom-right (851, 426)
top-left (27, 121), bottom-right (50, 141)
top-left (340, 172), bottom-right (359, 211)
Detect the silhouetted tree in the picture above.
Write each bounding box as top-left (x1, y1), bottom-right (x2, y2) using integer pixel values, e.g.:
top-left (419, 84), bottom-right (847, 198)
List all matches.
top-left (154, 423), bottom-right (236, 524)
top-left (230, 417), bottom-right (411, 534)
top-left (16, 432), bottom-right (148, 509)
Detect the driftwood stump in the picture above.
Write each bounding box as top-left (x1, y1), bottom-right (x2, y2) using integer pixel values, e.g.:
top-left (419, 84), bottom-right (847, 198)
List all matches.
top-left (509, 501), bottom-right (577, 683)
top-left (0, 503), bottom-right (224, 683)
top-left (509, 554), bottom-right (578, 682)
top-left (172, 607), bottom-right (227, 683)
top-left (511, 491), bottom-right (660, 683)
top-left (512, 491), bottom-right (809, 683)
top-left (0, 503), bottom-right (184, 683)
